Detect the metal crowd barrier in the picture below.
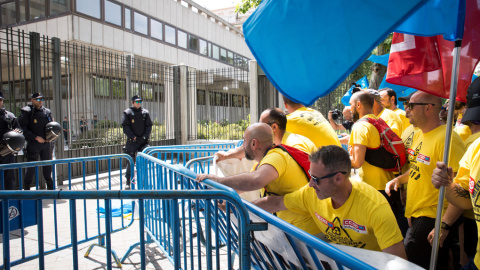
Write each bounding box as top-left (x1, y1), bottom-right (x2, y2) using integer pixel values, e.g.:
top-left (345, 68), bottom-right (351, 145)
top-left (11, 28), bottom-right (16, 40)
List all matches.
top-left (0, 189), bottom-right (254, 270)
top-left (0, 154), bottom-right (134, 268)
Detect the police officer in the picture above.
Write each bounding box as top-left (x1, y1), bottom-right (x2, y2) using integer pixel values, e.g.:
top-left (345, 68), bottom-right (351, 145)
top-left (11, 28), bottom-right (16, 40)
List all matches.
top-left (122, 95), bottom-right (152, 189)
top-left (0, 92), bottom-right (23, 190)
top-left (19, 93), bottom-right (54, 190)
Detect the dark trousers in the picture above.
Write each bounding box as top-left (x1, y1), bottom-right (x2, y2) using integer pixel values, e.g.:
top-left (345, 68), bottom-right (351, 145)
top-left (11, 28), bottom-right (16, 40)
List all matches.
top-left (379, 189), bottom-right (409, 237)
top-left (0, 154), bottom-right (15, 190)
top-left (405, 216), bottom-right (455, 270)
top-left (63, 131), bottom-right (68, 143)
top-left (464, 217), bottom-right (478, 258)
top-left (124, 141), bottom-right (147, 185)
top-left (24, 141), bottom-right (53, 190)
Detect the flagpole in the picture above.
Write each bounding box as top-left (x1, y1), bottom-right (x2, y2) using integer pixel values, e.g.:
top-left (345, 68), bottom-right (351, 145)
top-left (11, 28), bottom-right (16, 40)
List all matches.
top-left (429, 40), bottom-right (462, 270)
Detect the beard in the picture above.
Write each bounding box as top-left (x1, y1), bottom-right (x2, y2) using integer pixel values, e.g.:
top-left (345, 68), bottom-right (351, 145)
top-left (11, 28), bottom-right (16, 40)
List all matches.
top-left (244, 147), bottom-right (254, 161)
top-left (353, 111), bottom-right (360, 122)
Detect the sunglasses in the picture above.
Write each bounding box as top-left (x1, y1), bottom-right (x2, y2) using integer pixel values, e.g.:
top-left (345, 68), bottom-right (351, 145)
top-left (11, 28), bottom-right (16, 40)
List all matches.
top-left (309, 170), bottom-right (347, 185)
top-left (36, 98), bottom-right (45, 102)
top-left (406, 102), bottom-right (435, 110)
top-left (135, 101), bottom-right (142, 104)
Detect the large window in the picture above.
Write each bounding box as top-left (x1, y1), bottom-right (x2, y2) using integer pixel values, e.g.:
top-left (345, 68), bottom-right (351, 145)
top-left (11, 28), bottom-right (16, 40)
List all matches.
top-left (199, 39), bottom-right (207, 56)
top-left (189, 35), bottom-right (198, 52)
top-left (212, 44), bottom-right (219, 60)
top-left (1, 2), bottom-right (17, 26)
top-left (165, 25), bottom-right (176, 44)
top-left (76, 0), bottom-right (101, 19)
top-left (220, 48), bottom-right (227, 62)
top-left (177, 30), bottom-right (187, 49)
top-left (197, 89), bottom-right (206, 105)
top-left (151, 19), bottom-right (163, 40)
top-left (30, 0), bottom-right (45, 20)
top-left (134, 12), bottom-right (148, 35)
top-left (50, 0), bottom-right (70, 15)
top-left (105, 0), bottom-right (122, 26)
top-left (124, 8), bottom-right (131, 29)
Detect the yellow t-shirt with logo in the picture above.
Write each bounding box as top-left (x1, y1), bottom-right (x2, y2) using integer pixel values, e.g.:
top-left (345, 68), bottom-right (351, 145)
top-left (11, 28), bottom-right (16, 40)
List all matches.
top-left (405, 125), bottom-right (465, 218)
top-left (454, 124), bottom-right (472, 143)
top-left (282, 131), bottom-right (317, 154)
top-left (453, 137), bottom-right (480, 268)
top-left (348, 114), bottom-right (394, 190)
top-left (286, 107), bottom-right (341, 148)
top-left (284, 180), bottom-right (403, 251)
top-left (401, 125), bottom-right (422, 174)
top-left (379, 108), bottom-right (403, 137)
top-left (394, 108), bottom-right (410, 134)
top-left (258, 148), bottom-right (320, 235)
top-left (460, 132), bottom-right (480, 220)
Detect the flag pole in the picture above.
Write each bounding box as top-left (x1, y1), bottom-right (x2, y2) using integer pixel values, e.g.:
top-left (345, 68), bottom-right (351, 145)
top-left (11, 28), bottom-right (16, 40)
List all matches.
top-left (429, 39), bottom-right (462, 270)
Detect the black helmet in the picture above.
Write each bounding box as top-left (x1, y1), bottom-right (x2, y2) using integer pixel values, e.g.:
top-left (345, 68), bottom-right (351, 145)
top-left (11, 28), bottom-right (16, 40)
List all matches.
top-left (45, 122), bottom-right (62, 142)
top-left (0, 131), bottom-right (25, 156)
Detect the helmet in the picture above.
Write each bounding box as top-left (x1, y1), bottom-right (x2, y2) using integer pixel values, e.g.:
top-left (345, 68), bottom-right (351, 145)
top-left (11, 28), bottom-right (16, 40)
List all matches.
top-left (0, 131), bottom-right (25, 156)
top-left (45, 122), bottom-right (62, 142)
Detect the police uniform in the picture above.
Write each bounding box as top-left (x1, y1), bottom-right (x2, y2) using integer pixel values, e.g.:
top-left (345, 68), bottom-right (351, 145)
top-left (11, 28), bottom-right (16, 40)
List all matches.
top-left (0, 92), bottom-right (22, 190)
top-left (18, 93), bottom-right (54, 190)
top-left (122, 95), bottom-right (152, 187)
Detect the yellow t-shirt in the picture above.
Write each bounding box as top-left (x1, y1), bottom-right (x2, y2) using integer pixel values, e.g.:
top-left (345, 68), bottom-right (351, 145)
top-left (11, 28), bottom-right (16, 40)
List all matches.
top-left (348, 114), bottom-right (394, 190)
top-left (286, 107), bottom-right (341, 148)
top-left (259, 148), bottom-right (320, 234)
top-left (405, 125), bottom-right (465, 218)
top-left (453, 137), bottom-right (480, 268)
top-left (284, 180), bottom-right (403, 251)
top-left (454, 124), bottom-right (472, 143)
top-left (394, 108), bottom-right (411, 134)
top-left (401, 125), bottom-right (422, 174)
top-left (461, 132), bottom-right (480, 220)
top-left (379, 108), bottom-right (403, 137)
top-left (282, 131), bottom-right (317, 154)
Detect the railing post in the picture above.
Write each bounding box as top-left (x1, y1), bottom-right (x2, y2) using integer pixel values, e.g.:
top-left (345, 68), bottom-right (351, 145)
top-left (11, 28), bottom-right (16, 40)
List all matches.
top-left (51, 37), bottom-right (65, 184)
top-left (29, 32), bottom-right (42, 99)
top-left (2, 199), bottom-right (10, 270)
top-left (249, 60), bottom-right (258, 124)
top-left (172, 66), bottom-right (182, 145)
top-left (186, 67), bottom-right (197, 141)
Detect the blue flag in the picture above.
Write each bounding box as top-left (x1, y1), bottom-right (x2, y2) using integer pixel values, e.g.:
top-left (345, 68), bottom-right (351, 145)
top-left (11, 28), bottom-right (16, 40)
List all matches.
top-left (395, 0), bottom-right (466, 41)
top-left (341, 76), bottom-right (369, 106)
top-left (243, 0), bottom-right (428, 106)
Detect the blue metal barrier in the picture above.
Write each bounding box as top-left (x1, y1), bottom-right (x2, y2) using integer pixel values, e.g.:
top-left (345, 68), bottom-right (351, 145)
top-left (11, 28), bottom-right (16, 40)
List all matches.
top-left (0, 154), bottom-right (135, 268)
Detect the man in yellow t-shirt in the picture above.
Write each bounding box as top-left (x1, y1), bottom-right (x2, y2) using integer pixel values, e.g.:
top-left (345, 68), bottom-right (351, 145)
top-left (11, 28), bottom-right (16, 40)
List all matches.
top-left (379, 88), bottom-right (410, 134)
top-left (252, 145), bottom-right (406, 258)
top-left (282, 95), bottom-right (341, 148)
top-left (196, 123), bottom-right (320, 235)
top-left (385, 91), bottom-right (465, 269)
top-left (368, 89), bottom-right (403, 137)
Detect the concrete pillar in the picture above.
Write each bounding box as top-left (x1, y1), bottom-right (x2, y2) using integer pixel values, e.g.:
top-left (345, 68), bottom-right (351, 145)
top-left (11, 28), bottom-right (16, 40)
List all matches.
top-left (249, 60), bottom-right (258, 124)
top-left (165, 66), bottom-right (175, 140)
top-left (179, 65), bottom-right (188, 144)
top-left (187, 67), bottom-right (197, 141)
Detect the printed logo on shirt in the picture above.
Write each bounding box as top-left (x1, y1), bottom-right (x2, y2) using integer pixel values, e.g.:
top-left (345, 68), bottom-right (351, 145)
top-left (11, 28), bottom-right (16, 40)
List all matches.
top-left (343, 219), bottom-right (368, 234)
top-left (470, 176), bottom-right (475, 194)
top-left (407, 148), bottom-right (415, 156)
top-left (416, 153), bottom-right (431, 165)
top-left (314, 212), bottom-right (334, 229)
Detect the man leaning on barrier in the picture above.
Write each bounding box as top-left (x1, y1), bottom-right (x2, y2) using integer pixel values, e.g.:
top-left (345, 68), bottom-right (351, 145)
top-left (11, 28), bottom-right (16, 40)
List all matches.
top-left (251, 145), bottom-right (407, 259)
top-left (196, 123), bottom-right (321, 235)
top-left (122, 95), bottom-right (152, 190)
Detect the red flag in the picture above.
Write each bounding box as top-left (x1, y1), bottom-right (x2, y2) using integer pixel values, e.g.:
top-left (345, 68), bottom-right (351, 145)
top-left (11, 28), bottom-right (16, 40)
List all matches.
top-left (386, 0), bottom-right (480, 103)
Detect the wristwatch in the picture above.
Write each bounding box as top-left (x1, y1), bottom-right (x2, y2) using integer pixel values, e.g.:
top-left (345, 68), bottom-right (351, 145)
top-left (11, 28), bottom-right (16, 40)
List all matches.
top-left (441, 221), bottom-right (452, 231)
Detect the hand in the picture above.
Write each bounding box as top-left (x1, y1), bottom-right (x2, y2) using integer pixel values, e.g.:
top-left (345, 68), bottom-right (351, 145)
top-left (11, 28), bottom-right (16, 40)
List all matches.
top-left (214, 151), bottom-right (232, 162)
top-left (427, 228), bottom-right (449, 247)
top-left (35, 136), bottom-right (45, 143)
top-left (196, 174), bottom-right (218, 183)
top-left (432, 161), bottom-right (454, 189)
top-left (13, 128), bottom-right (22, 134)
top-left (328, 111), bottom-right (333, 120)
top-left (385, 178), bottom-right (400, 197)
top-left (133, 137), bottom-right (137, 142)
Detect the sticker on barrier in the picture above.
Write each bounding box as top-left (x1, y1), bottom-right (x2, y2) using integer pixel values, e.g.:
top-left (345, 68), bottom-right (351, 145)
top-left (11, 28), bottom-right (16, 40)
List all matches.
top-left (0, 200), bottom-right (37, 234)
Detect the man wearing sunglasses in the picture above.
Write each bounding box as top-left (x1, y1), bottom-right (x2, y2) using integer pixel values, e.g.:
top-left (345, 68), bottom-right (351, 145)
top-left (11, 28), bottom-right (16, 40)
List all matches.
top-left (19, 92), bottom-right (54, 190)
top-left (122, 95), bottom-right (152, 190)
top-left (251, 145), bottom-right (406, 258)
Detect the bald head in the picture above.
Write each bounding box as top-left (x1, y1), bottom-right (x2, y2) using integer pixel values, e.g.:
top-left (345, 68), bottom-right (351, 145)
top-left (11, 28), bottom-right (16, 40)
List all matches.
top-left (259, 108), bottom-right (287, 130)
top-left (351, 91), bottom-right (374, 109)
top-left (411, 91), bottom-right (442, 114)
top-left (245, 123), bottom-right (273, 145)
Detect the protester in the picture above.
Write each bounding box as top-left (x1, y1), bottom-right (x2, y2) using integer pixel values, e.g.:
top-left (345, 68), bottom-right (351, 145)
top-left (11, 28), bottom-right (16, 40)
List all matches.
top-left (196, 123), bottom-right (320, 235)
top-left (379, 88), bottom-right (410, 133)
top-left (385, 91), bottom-right (465, 269)
top-left (328, 106), bottom-right (354, 132)
top-left (368, 89), bottom-right (403, 137)
top-left (251, 145), bottom-right (406, 258)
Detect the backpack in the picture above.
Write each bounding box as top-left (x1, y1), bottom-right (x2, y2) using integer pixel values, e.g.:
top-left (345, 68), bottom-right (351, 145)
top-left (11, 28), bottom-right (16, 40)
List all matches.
top-left (357, 117), bottom-right (407, 173)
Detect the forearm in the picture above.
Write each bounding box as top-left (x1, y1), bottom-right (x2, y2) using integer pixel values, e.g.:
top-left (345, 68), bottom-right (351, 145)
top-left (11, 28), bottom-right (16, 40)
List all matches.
top-left (395, 170), bottom-right (410, 185)
top-left (442, 203), bottom-right (464, 226)
top-left (328, 118), bottom-right (344, 130)
top-left (210, 172), bottom-right (264, 192)
top-left (223, 146), bottom-right (246, 160)
top-left (445, 183), bottom-right (473, 210)
top-left (252, 195), bottom-right (287, 213)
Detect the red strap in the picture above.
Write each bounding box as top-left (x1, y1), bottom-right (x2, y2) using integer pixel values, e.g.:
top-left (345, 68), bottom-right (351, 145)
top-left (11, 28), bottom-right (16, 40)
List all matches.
top-left (273, 144), bottom-right (311, 179)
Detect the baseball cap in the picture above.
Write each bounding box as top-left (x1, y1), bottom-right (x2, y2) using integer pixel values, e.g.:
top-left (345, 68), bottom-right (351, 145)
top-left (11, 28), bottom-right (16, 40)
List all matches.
top-left (0, 92), bottom-right (4, 100)
top-left (462, 77), bottom-right (480, 123)
top-left (31, 92), bottom-right (44, 99)
top-left (398, 91), bottom-right (417, 102)
top-left (131, 95), bottom-right (142, 102)
top-left (366, 89), bottom-right (381, 101)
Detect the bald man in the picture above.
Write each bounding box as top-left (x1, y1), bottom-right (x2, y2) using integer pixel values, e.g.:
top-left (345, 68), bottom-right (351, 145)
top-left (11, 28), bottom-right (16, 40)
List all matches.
top-left (196, 123), bottom-right (320, 235)
top-left (385, 91), bottom-right (465, 269)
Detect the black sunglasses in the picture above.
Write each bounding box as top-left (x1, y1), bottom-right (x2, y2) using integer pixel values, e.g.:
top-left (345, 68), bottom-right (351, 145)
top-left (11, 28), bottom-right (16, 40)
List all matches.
top-left (406, 102), bottom-right (435, 110)
top-left (36, 98), bottom-right (45, 102)
top-left (309, 170), bottom-right (347, 185)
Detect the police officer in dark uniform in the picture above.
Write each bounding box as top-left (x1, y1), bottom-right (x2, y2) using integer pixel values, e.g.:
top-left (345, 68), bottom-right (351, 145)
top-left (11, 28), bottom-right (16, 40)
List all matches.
top-left (122, 95), bottom-right (152, 189)
top-left (0, 92), bottom-right (23, 190)
top-left (19, 93), bottom-right (54, 190)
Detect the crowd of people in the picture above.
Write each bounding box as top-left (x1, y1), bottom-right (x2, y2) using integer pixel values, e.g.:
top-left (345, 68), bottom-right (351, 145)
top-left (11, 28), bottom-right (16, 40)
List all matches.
top-left (196, 79), bottom-right (480, 270)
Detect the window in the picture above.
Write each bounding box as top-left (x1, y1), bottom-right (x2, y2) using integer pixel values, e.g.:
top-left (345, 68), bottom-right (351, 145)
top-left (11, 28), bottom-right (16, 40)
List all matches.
top-left (231, 95), bottom-right (243, 107)
top-left (124, 8), bottom-right (131, 29)
top-left (177, 30), bottom-right (187, 49)
top-left (227, 51), bottom-right (234, 65)
top-left (211, 92), bottom-right (228, 106)
top-left (199, 39), bottom-right (207, 56)
top-left (134, 12), bottom-right (148, 35)
top-left (112, 79), bottom-right (125, 98)
top-left (189, 35), bottom-right (198, 52)
top-left (76, 0), bottom-right (101, 19)
top-left (1, 2), bottom-right (17, 26)
top-left (142, 83), bottom-right (153, 100)
top-left (154, 84), bottom-right (164, 102)
top-left (151, 19), bottom-right (163, 40)
top-left (165, 25), bottom-right (176, 44)
top-left (220, 48), bottom-right (227, 62)
top-left (212, 44), bottom-right (219, 60)
top-left (50, 0), bottom-right (70, 15)
top-left (30, 0), bottom-right (45, 20)
top-left (19, 0), bottom-right (26, 21)
top-left (197, 90), bottom-right (206, 105)
top-left (94, 77), bottom-right (110, 97)
top-left (105, 0), bottom-right (122, 26)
